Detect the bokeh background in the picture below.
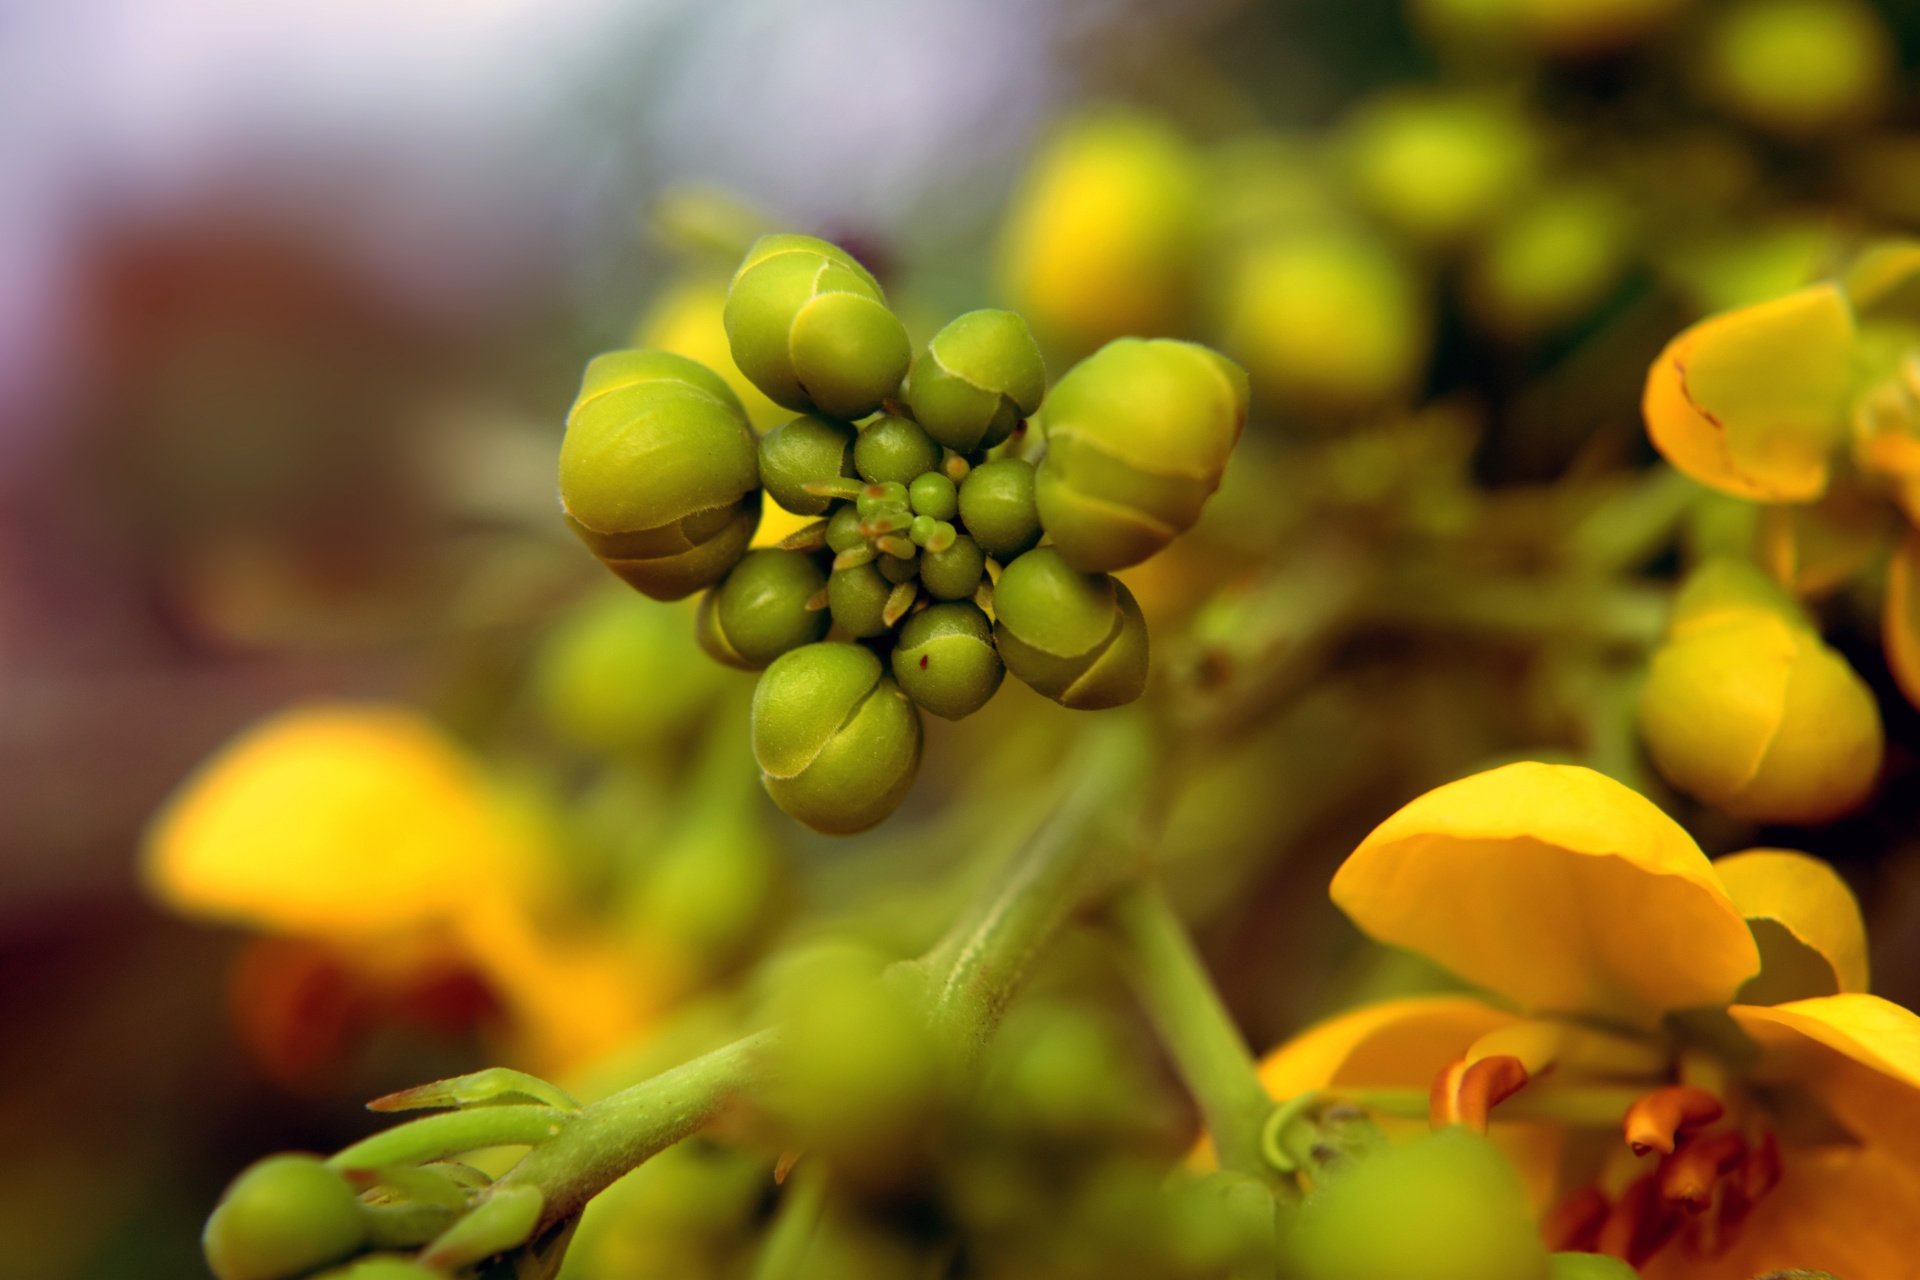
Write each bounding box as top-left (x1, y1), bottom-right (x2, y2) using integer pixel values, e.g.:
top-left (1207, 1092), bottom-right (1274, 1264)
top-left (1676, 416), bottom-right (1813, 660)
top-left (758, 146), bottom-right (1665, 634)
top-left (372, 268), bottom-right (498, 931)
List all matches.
top-left (7, 0), bottom-right (1920, 1275)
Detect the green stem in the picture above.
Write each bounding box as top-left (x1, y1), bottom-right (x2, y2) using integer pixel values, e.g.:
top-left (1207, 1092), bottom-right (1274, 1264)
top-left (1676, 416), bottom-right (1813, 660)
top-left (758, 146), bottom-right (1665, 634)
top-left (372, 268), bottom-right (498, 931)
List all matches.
top-left (915, 715), bottom-right (1154, 1060)
top-left (495, 1028), bottom-right (777, 1230)
top-left (748, 1162), bottom-right (829, 1280)
top-left (1104, 880), bottom-right (1288, 1196)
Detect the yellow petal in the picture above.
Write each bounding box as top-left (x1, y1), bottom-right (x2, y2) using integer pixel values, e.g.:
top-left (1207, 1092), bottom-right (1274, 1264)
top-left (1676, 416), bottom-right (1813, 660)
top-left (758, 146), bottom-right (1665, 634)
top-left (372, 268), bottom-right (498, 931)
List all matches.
top-left (1256, 995), bottom-right (1519, 1098)
top-left (1714, 849), bottom-right (1870, 1000)
top-left (1331, 763), bottom-right (1758, 1028)
top-left (143, 704), bottom-right (504, 936)
top-left (1887, 530), bottom-right (1920, 711)
top-left (1642, 284), bottom-right (1854, 502)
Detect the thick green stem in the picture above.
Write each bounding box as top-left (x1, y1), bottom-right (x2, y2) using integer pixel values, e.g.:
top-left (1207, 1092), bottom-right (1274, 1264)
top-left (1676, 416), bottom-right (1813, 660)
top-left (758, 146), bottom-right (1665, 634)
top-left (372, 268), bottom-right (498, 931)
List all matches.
top-left (1104, 880), bottom-right (1287, 1195)
top-left (497, 1028), bottom-right (777, 1230)
top-left (916, 714), bottom-right (1154, 1059)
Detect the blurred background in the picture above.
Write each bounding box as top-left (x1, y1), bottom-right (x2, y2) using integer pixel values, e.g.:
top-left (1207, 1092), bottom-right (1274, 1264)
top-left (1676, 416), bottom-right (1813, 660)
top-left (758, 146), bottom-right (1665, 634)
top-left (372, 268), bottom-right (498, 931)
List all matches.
top-left (6, 0), bottom-right (1920, 1275)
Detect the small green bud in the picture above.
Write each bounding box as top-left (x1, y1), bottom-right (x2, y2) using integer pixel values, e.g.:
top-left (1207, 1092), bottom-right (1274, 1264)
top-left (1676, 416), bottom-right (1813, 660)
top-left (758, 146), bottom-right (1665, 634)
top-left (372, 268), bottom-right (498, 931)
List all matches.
top-left (1035, 338), bottom-right (1247, 573)
top-left (826, 503), bottom-right (867, 554)
top-left (312, 1260), bottom-right (441, 1280)
top-left (759, 414), bottom-right (858, 515)
top-left (903, 309), bottom-right (1047, 453)
top-left (533, 587), bottom-right (723, 753)
top-left (957, 458), bottom-right (1043, 559)
top-left (751, 643), bottom-right (923, 833)
top-left (908, 471), bottom-right (959, 520)
top-left (1704, 0), bottom-right (1891, 138)
top-left (855, 414), bottom-right (941, 485)
top-left (697, 549), bottom-right (830, 669)
top-left (1288, 1130), bottom-right (1548, 1280)
top-left (992, 548), bottom-right (1148, 709)
top-left (559, 349), bottom-right (762, 600)
top-left (856, 482), bottom-right (911, 519)
top-left (828, 561), bottom-right (894, 638)
top-left (1549, 1254), bottom-right (1639, 1280)
top-left (203, 1155), bottom-right (368, 1280)
top-left (723, 234), bottom-right (911, 420)
top-left (892, 602), bottom-right (1004, 720)
top-left (878, 548), bottom-right (921, 585)
top-left (919, 532), bottom-right (987, 600)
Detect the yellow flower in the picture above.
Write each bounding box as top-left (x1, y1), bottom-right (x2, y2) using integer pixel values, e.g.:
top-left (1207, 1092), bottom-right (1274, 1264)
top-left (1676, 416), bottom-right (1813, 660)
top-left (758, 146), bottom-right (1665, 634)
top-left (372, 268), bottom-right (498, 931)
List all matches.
top-left (1265, 761), bottom-right (1920, 1277)
top-left (145, 704), bottom-right (652, 1072)
top-left (1637, 559), bottom-right (1883, 824)
top-left (1642, 283), bottom-right (1854, 503)
top-left (633, 274), bottom-right (788, 432)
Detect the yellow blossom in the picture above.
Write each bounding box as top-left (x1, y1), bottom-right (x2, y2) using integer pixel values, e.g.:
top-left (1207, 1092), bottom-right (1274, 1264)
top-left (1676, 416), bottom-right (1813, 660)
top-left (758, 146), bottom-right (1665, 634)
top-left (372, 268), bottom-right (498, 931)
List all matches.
top-left (1262, 761), bottom-right (1920, 1277)
top-left (144, 703), bottom-right (653, 1073)
top-left (1641, 284), bottom-right (1855, 503)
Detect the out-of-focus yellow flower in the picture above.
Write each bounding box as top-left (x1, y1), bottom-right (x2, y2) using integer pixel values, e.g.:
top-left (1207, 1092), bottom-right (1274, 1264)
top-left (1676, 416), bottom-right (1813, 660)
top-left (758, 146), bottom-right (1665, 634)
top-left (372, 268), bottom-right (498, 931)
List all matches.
top-left (1701, 0), bottom-right (1891, 138)
top-left (1637, 560), bottom-right (1882, 825)
top-left (1342, 93), bottom-right (1536, 249)
top-left (1642, 284), bottom-right (1854, 502)
top-left (634, 275), bottom-right (788, 431)
top-left (1261, 760), bottom-right (1920, 1276)
top-left (145, 704), bottom-right (652, 1073)
top-left (996, 110), bottom-right (1202, 356)
top-left (1215, 227), bottom-right (1428, 414)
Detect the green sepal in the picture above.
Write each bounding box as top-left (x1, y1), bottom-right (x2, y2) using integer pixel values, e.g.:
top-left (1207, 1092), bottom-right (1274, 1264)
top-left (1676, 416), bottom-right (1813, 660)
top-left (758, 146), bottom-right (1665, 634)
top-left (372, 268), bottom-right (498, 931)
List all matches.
top-left (368, 1068), bottom-right (581, 1116)
top-left (328, 1108), bottom-right (572, 1173)
top-left (419, 1185), bottom-right (545, 1272)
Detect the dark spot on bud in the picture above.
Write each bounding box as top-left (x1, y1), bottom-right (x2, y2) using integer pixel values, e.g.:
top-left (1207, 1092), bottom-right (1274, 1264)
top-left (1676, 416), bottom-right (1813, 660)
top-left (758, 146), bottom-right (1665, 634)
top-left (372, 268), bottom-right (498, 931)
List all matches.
top-left (919, 655), bottom-right (929, 669)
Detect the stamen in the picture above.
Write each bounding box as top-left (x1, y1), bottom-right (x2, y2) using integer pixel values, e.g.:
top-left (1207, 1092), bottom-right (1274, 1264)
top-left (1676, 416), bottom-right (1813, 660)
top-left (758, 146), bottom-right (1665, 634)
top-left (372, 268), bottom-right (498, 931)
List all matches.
top-left (1541, 1186), bottom-right (1608, 1252)
top-left (1624, 1085), bottom-right (1723, 1155)
top-left (803, 478), bottom-right (865, 501)
top-left (777, 519), bottom-right (831, 551)
top-left (1429, 1054), bottom-right (1530, 1132)
top-left (860, 512), bottom-right (914, 538)
top-left (1659, 1131), bottom-right (1745, 1213)
top-left (1740, 1130), bottom-right (1781, 1203)
top-left (1597, 1173), bottom-right (1681, 1266)
top-left (804, 587), bottom-right (831, 612)
top-left (876, 535), bottom-right (917, 560)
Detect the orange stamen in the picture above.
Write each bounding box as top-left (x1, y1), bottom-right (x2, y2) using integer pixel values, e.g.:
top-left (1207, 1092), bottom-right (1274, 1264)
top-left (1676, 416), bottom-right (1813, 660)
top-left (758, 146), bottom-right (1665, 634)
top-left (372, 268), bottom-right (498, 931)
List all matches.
top-left (1740, 1129), bottom-right (1782, 1202)
top-left (1428, 1054), bottom-right (1530, 1132)
top-left (1541, 1186), bottom-right (1609, 1252)
top-left (1659, 1131), bottom-right (1746, 1213)
top-left (1624, 1084), bottom-right (1723, 1155)
top-left (1597, 1173), bottom-right (1682, 1266)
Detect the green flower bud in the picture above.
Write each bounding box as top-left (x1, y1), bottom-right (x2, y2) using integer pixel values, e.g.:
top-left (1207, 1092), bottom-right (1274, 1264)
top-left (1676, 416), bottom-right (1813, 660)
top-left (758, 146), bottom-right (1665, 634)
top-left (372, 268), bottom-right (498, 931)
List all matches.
top-left (828, 561), bottom-right (893, 638)
top-left (855, 481), bottom-right (910, 520)
top-left (759, 414), bottom-right (857, 516)
top-left (826, 503), bottom-right (867, 554)
top-left (203, 1155), bottom-right (368, 1280)
top-left (908, 471), bottom-right (958, 520)
top-left (723, 233), bottom-right (911, 420)
top-left (919, 533), bottom-right (986, 601)
top-left (992, 549), bottom-right (1148, 709)
top-left (697, 549), bottom-right (830, 669)
top-left (1467, 186), bottom-right (1632, 339)
top-left (1343, 94), bottom-right (1536, 248)
top-left (957, 458), bottom-right (1043, 559)
top-left (751, 643), bottom-right (923, 833)
top-left (903, 309), bottom-right (1047, 453)
top-left (533, 587), bottom-right (723, 753)
top-left (878, 547), bottom-right (921, 585)
top-left (1035, 338), bottom-right (1248, 573)
top-left (892, 602), bottom-right (1004, 720)
top-left (1703, 0), bottom-right (1891, 138)
top-left (1288, 1130), bottom-right (1548, 1280)
top-left (559, 349), bottom-right (761, 600)
top-left (855, 414), bottom-right (940, 486)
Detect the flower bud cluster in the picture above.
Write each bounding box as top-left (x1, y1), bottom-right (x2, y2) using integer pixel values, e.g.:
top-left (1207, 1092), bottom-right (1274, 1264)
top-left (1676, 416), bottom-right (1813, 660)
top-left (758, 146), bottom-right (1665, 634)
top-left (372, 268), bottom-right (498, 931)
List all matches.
top-left (558, 233), bottom-right (1247, 833)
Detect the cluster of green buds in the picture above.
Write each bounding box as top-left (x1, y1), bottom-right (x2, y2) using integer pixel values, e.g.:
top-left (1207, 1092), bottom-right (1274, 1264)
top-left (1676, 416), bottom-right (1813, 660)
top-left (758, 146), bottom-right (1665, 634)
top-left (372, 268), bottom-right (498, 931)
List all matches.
top-left (560, 233), bottom-right (1247, 834)
top-left (202, 1069), bottom-right (582, 1280)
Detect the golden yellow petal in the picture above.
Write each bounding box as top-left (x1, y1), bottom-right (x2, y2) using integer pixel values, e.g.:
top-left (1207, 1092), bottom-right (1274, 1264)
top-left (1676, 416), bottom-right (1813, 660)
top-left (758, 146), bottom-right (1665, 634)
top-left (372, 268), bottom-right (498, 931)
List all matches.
top-left (1714, 850), bottom-right (1870, 1000)
top-left (143, 704), bottom-right (504, 936)
top-left (1642, 284), bottom-right (1854, 502)
top-left (1331, 763), bottom-right (1758, 1027)
top-left (1256, 995), bottom-right (1518, 1098)
top-left (1887, 530), bottom-right (1920, 711)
